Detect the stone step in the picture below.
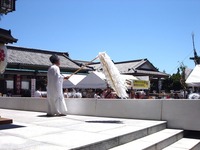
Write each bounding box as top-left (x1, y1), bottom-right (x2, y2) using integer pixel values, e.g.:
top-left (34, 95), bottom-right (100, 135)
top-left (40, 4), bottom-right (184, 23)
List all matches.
top-left (0, 117), bottom-right (13, 125)
top-left (109, 129), bottom-right (183, 150)
top-left (163, 138), bottom-right (200, 150)
top-left (73, 121), bottom-right (167, 150)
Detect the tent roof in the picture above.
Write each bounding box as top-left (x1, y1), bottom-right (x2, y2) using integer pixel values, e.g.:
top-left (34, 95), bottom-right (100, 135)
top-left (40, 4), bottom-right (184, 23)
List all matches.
top-left (76, 71), bottom-right (107, 89)
top-left (76, 71), bottom-right (138, 89)
top-left (63, 74), bottom-right (86, 88)
top-left (186, 65), bottom-right (200, 87)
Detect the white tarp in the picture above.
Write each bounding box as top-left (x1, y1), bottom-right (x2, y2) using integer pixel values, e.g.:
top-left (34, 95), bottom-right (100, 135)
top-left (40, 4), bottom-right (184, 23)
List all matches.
top-left (76, 71), bottom-right (138, 89)
top-left (76, 71), bottom-right (107, 89)
top-left (63, 74), bottom-right (86, 88)
top-left (186, 65), bottom-right (200, 87)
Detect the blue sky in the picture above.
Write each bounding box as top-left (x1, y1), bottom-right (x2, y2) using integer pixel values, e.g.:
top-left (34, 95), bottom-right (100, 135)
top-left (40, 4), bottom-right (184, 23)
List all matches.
top-left (1, 0), bottom-right (200, 74)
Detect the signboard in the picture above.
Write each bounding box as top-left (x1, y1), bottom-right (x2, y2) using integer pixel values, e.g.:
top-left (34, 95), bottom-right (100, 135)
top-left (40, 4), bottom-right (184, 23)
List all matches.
top-left (133, 80), bottom-right (150, 90)
top-left (31, 79), bottom-right (36, 97)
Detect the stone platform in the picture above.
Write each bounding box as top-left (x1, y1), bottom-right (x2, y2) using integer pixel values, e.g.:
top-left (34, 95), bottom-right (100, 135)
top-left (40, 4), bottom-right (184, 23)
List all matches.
top-left (0, 109), bottom-right (200, 150)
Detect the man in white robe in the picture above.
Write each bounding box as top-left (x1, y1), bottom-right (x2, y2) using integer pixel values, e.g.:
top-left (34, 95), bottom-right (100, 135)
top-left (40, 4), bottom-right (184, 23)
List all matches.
top-left (47, 54), bottom-right (69, 116)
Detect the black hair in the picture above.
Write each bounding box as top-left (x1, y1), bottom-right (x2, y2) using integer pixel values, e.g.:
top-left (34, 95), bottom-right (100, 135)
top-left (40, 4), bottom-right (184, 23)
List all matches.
top-left (49, 54), bottom-right (60, 64)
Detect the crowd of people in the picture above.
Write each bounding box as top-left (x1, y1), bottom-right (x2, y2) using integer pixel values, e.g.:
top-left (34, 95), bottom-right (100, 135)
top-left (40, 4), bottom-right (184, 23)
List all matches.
top-left (62, 87), bottom-right (118, 99)
top-left (53, 87), bottom-right (147, 99)
top-left (28, 87), bottom-right (200, 100)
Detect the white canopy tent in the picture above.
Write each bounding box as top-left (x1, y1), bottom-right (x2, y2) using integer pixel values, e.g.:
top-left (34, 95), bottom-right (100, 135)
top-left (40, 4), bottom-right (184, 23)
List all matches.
top-left (63, 74), bottom-right (86, 88)
top-left (186, 65), bottom-right (200, 87)
top-left (76, 71), bottom-right (139, 89)
top-left (76, 71), bottom-right (107, 89)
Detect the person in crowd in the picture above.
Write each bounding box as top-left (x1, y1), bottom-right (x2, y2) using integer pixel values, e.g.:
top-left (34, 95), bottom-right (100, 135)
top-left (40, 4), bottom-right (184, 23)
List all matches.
top-left (135, 92), bottom-right (140, 99)
top-left (34, 87), bottom-right (42, 98)
top-left (94, 91), bottom-right (101, 99)
top-left (129, 88), bottom-right (135, 99)
top-left (174, 93), bottom-right (180, 99)
top-left (47, 54), bottom-right (69, 116)
top-left (6, 90), bottom-right (12, 97)
top-left (63, 88), bottom-right (69, 98)
top-left (103, 87), bottom-right (116, 99)
top-left (75, 89), bottom-right (82, 98)
top-left (66, 88), bottom-right (73, 98)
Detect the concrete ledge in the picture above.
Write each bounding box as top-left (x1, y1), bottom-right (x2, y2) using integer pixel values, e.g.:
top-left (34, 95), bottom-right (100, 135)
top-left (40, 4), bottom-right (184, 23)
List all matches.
top-left (0, 97), bottom-right (47, 112)
top-left (162, 100), bottom-right (200, 131)
top-left (66, 98), bottom-right (97, 116)
top-left (0, 97), bottom-right (200, 131)
top-left (95, 99), bottom-right (162, 120)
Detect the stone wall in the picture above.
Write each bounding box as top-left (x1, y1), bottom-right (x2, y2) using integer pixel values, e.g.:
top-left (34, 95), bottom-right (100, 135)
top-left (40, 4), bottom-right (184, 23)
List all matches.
top-left (0, 97), bottom-right (200, 131)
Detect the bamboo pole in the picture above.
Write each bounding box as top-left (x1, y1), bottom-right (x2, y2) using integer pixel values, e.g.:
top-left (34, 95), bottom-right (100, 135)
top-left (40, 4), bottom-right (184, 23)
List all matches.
top-left (68, 56), bottom-right (99, 79)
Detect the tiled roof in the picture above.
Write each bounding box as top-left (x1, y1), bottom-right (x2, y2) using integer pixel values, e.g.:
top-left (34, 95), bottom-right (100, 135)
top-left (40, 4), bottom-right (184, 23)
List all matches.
top-left (115, 59), bottom-right (152, 74)
top-left (132, 70), bottom-right (169, 77)
top-left (90, 59), bottom-right (169, 78)
top-left (0, 28), bottom-right (17, 44)
top-left (6, 46), bottom-right (81, 69)
top-left (90, 59), bottom-right (151, 72)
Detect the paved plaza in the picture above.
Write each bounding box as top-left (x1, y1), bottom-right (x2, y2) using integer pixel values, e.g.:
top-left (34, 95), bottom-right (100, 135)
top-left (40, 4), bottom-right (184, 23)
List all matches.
top-left (0, 108), bottom-right (167, 150)
top-left (1, 108), bottom-right (200, 150)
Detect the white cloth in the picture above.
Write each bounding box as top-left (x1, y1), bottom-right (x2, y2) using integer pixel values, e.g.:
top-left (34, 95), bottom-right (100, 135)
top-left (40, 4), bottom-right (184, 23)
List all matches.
top-left (94, 94), bottom-right (101, 99)
top-left (75, 92), bottom-right (82, 98)
top-left (188, 93), bottom-right (200, 100)
top-left (98, 52), bottom-right (128, 98)
top-left (47, 65), bottom-right (67, 115)
top-left (34, 90), bottom-right (42, 97)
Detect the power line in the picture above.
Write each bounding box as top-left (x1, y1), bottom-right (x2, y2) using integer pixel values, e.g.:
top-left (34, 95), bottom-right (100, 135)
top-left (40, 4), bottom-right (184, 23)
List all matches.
top-left (169, 50), bottom-right (193, 74)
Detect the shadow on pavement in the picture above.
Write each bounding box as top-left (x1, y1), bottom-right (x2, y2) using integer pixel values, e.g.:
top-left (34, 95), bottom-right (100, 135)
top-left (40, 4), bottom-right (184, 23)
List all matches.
top-left (85, 120), bottom-right (123, 124)
top-left (0, 124), bottom-right (26, 130)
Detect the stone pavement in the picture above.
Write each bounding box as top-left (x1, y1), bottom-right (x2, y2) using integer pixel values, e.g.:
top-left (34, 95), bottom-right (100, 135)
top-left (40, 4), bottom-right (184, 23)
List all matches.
top-left (0, 108), bottom-right (167, 150)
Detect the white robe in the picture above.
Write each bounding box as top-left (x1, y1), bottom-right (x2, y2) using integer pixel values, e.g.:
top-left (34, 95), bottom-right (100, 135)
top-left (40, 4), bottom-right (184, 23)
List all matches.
top-left (47, 65), bottom-right (67, 115)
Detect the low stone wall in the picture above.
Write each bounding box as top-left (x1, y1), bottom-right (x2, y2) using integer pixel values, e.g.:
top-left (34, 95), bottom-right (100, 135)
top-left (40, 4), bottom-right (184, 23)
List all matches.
top-left (0, 97), bottom-right (200, 131)
top-left (0, 97), bottom-right (47, 112)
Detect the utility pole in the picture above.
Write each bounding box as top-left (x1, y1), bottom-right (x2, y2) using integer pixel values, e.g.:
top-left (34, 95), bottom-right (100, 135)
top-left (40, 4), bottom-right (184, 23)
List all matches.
top-left (190, 33), bottom-right (200, 65)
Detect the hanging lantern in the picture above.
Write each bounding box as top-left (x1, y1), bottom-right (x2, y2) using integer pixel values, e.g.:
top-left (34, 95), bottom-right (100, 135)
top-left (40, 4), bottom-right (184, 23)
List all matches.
top-left (0, 44), bottom-right (7, 74)
top-left (0, 0), bottom-right (16, 15)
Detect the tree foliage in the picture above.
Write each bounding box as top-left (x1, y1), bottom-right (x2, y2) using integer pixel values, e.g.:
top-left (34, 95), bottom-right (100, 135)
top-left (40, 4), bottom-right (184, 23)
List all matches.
top-left (162, 67), bottom-right (186, 92)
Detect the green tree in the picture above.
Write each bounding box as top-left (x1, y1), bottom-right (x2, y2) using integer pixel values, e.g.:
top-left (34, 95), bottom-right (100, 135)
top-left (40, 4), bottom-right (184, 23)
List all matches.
top-left (162, 63), bottom-right (187, 95)
top-left (162, 68), bottom-right (182, 92)
top-left (179, 63), bottom-right (187, 90)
